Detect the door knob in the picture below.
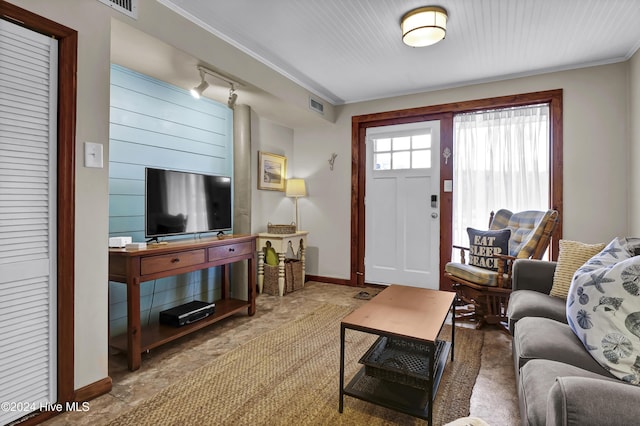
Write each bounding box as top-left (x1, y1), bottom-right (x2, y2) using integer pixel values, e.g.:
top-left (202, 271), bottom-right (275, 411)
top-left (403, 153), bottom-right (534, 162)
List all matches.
top-left (431, 212), bottom-right (438, 219)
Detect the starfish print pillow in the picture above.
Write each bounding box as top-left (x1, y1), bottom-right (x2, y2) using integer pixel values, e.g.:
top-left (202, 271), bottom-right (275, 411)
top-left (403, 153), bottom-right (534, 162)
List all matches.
top-left (567, 237), bottom-right (640, 383)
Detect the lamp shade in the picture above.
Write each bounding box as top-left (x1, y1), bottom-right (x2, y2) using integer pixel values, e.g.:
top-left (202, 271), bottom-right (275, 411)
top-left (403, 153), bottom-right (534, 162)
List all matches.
top-left (401, 6), bottom-right (447, 47)
top-left (286, 178), bottom-right (307, 197)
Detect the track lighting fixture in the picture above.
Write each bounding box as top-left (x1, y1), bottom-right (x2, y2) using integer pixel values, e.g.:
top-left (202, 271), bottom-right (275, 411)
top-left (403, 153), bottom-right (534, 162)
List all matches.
top-left (190, 70), bottom-right (209, 99)
top-left (190, 65), bottom-right (242, 108)
top-left (227, 84), bottom-right (238, 109)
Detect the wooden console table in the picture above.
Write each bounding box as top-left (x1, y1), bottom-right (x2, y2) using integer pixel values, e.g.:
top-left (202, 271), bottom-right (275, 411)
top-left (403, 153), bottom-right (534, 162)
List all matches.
top-left (256, 231), bottom-right (308, 296)
top-left (108, 234), bottom-right (256, 371)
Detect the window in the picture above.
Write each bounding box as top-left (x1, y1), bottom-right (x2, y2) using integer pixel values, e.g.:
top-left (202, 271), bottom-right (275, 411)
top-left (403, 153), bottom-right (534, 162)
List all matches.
top-left (452, 104), bottom-right (550, 248)
top-left (373, 131), bottom-right (432, 170)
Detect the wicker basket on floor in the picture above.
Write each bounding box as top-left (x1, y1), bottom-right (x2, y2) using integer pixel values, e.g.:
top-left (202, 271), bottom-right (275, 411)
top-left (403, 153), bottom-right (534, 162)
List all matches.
top-left (263, 264), bottom-right (280, 295)
top-left (285, 259), bottom-right (303, 293)
top-left (263, 260), bottom-right (303, 295)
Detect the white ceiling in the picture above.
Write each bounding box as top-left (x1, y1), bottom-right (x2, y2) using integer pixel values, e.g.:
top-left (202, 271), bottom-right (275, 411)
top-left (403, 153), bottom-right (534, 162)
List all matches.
top-left (157, 0), bottom-right (640, 105)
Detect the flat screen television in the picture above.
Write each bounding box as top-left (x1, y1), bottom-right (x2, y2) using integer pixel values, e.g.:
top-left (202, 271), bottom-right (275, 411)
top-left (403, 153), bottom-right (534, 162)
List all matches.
top-left (145, 167), bottom-right (232, 239)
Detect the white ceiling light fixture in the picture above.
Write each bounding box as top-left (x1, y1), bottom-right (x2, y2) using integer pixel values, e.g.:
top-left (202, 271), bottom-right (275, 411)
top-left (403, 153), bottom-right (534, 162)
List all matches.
top-left (190, 65), bottom-right (242, 105)
top-left (401, 6), bottom-right (448, 47)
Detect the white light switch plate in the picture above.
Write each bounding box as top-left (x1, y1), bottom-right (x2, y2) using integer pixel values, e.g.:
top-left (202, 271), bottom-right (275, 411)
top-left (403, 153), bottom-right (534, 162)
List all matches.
top-left (84, 142), bottom-right (103, 168)
top-left (444, 180), bottom-right (453, 192)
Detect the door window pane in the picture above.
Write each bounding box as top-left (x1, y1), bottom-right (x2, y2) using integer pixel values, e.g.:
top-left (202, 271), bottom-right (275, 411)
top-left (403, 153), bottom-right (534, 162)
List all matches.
top-left (393, 137), bottom-right (410, 151)
top-left (413, 134), bottom-right (431, 149)
top-left (412, 150), bottom-right (431, 168)
top-left (372, 132), bottom-right (432, 170)
top-left (375, 138), bottom-right (391, 152)
top-left (392, 151), bottom-right (411, 169)
top-left (374, 153), bottom-right (391, 170)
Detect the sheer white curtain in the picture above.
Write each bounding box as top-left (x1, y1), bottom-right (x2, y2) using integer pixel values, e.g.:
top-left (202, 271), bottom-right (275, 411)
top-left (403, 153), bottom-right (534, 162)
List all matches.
top-left (452, 104), bottom-right (550, 248)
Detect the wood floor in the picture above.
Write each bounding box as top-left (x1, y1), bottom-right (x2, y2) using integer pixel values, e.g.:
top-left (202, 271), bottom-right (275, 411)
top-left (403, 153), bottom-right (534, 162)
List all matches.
top-left (42, 282), bottom-right (519, 425)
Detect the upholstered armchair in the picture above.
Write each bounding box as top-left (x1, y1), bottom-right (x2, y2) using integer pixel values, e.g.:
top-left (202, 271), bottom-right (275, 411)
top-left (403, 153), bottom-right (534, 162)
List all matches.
top-left (445, 209), bottom-right (559, 329)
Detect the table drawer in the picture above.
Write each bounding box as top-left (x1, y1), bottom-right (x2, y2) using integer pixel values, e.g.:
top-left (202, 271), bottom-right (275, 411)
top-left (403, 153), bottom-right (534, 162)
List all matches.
top-left (208, 241), bottom-right (253, 260)
top-left (140, 249), bottom-right (206, 275)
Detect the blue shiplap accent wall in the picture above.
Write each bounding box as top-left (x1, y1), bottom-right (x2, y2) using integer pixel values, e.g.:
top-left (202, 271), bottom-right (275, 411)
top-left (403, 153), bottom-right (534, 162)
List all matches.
top-left (108, 64), bottom-right (233, 337)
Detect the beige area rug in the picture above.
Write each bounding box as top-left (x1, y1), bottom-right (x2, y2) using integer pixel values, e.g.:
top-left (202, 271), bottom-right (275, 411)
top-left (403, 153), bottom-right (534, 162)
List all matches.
top-left (107, 304), bottom-right (484, 426)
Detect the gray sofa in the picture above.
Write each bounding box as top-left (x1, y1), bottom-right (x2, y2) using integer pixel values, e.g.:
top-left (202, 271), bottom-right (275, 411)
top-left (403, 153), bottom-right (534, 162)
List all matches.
top-left (507, 259), bottom-right (640, 426)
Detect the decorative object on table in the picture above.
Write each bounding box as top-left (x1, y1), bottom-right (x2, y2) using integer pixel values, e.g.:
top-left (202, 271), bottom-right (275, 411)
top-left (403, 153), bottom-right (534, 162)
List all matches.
top-left (267, 222), bottom-right (296, 234)
top-left (108, 236), bottom-right (132, 248)
top-left (285, 178), bottom-right (307, 228)
top-left (264, 241), bottom-right (279, 265)
top-left (258, 151), bottom-right (287, 191)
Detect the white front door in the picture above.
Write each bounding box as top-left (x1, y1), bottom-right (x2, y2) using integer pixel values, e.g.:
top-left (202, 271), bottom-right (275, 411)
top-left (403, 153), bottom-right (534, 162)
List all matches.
top-left (365, 121), bottom-right (440, 289)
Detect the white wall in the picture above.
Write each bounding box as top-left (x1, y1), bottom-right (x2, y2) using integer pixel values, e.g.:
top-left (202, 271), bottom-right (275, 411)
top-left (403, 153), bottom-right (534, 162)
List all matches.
top-left (290, 120), bottom-right (351, 278)
top-left (295, 62), bottom-right (631, 280)
top-left (250, 112), bottom-right (297, 232)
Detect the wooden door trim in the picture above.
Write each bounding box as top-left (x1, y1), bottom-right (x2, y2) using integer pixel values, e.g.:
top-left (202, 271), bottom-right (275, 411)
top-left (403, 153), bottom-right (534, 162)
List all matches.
top-left (1, 0), bottom-right (77, 404)
top-left (352, 89), bottom-right (563, 289)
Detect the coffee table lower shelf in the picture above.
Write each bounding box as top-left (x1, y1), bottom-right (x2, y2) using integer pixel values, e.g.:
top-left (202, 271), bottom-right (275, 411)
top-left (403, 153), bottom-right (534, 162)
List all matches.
top-left (343, 340), bottom-right (451, 420)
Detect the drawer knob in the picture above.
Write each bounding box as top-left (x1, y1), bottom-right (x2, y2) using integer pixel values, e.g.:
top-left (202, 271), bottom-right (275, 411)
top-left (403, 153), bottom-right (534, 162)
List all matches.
top-left (171, 258), bottom-right (180, 263)
top-left (229, 248), bottom-right (235, 252)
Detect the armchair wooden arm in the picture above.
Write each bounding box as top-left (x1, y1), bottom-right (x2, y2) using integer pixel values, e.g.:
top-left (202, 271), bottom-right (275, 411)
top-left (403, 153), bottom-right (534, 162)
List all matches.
top-left (494, 253), bottom-right (517, 289)
top-left (452, 244), bottom-right (470, 264)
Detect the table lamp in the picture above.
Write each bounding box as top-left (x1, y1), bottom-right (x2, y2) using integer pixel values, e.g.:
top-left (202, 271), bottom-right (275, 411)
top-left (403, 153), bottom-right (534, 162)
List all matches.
top-left (286, 178), bottom-right (307, 230)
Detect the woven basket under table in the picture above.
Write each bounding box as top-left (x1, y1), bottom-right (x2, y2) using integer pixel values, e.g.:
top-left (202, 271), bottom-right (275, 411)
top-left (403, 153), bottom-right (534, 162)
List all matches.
top-left (359, 336), bottom-right (446, 390)
top-left (285, 259), bottom-right (303, 293)
top-left (262, 264), bottom-right (280, 295)
top-left (263, 260), bottom-right (303, 295)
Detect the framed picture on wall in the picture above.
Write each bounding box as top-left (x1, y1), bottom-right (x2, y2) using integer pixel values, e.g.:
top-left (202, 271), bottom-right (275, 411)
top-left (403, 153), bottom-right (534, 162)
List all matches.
top-left (258, 151), bottom-right (287, 191)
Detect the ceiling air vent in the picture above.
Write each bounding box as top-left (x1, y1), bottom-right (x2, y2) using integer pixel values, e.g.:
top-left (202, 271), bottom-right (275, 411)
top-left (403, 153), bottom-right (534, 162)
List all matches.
top-left (309, 96), bottom-right (325, 115)
top-left (97, 0), bottom-right (138, 19)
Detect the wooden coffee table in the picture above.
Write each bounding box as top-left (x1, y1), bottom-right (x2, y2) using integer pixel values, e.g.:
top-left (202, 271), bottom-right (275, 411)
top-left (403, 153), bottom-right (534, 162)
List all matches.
top-left (339, 285), bottom-right (456, 424)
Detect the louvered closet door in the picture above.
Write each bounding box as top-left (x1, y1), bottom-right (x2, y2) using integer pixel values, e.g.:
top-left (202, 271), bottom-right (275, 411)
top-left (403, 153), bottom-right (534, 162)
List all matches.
top-left (0, 19), bottom-right (58, 425)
